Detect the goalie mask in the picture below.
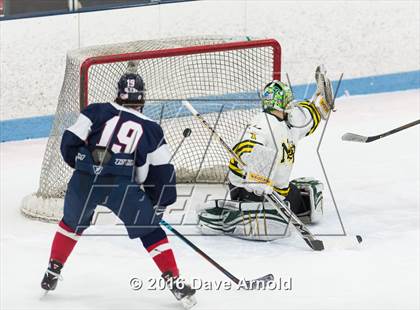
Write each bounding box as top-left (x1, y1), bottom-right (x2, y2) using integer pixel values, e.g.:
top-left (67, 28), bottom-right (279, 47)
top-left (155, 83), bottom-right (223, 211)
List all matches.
top-left (116, 73), bottom-right (145, 109)
top-left (261, 80), bottom-right (293, 112)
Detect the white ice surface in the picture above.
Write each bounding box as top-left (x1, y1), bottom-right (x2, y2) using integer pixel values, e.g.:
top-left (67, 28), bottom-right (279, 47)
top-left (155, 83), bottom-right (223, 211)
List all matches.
top-left (1, 90), bottom-right (419, 310)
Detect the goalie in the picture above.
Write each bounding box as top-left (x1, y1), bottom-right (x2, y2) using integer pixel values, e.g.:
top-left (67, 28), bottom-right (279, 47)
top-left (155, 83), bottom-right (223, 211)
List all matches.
top-left (198, 73), bottom-right (332, 241)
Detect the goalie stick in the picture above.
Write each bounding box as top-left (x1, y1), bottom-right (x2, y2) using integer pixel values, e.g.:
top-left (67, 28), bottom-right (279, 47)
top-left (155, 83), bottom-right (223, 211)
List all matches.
top-left (182, 100), bottom-right (325, 251)
top-left (160, 220), bottom-right (274, 288)
top-left (342, 119), bottom-right (420, 143)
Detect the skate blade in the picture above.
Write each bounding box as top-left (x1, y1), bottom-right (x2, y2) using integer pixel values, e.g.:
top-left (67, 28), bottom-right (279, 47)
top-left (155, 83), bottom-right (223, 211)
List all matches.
top-left (180, 294), bottom-right (197, 309)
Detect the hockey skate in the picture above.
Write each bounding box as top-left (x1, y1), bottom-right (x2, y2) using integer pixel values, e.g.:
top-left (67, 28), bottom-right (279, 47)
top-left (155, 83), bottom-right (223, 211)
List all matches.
top-left (162, 271), bottom-right (197, 309)
top-left (41, 259), bottom-right (63, 291)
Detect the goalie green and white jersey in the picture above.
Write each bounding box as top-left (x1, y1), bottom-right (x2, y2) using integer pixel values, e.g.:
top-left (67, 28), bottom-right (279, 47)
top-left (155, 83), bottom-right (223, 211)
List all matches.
top-left (228, 100), bottom-right (321, 196)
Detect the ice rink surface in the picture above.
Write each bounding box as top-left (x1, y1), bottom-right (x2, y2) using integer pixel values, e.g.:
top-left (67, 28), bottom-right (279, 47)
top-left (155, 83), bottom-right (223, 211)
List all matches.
top-left (1, 90), bottom-right (419, 310)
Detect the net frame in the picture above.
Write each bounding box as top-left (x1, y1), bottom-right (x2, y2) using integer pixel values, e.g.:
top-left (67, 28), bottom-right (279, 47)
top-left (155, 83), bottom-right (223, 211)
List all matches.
top-left (21, 37), bottom-right (281, 222)
top-left (80, 39), bottom-right (281, 109)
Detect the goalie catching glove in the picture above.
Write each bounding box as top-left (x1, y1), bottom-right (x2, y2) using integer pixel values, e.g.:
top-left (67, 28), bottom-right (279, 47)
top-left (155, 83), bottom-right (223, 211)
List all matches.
top-left (312, 93), bottom-right (331, 120)
top-left (313, 64), bottom-right (335, 119)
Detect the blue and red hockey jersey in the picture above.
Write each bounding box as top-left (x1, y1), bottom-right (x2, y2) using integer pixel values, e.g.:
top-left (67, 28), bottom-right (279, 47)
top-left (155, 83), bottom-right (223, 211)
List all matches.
top-left (60, 102), bottom-right (176, 207)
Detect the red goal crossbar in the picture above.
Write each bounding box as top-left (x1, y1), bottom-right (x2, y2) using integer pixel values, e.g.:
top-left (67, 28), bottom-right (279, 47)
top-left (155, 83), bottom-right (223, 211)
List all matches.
top-left (79, 39), bottom-right (281, 110)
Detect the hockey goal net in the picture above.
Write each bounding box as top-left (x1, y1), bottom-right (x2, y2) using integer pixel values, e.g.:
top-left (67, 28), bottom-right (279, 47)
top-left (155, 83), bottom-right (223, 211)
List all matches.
top-left (21, 36), bottom-right (281, 222)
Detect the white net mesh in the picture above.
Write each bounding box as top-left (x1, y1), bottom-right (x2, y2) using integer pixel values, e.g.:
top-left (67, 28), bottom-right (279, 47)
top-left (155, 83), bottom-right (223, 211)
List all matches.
top-left (21, 36), bottom-right (281, 222)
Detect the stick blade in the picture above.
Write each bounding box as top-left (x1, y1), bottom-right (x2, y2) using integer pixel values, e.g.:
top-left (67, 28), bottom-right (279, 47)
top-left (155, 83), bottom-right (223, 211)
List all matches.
top-left (307, 239), bottom-right (324, 251)
top-left (244, 274), bottom-right (275, 290)
top-left (341, 132), bottom-right (368, 143)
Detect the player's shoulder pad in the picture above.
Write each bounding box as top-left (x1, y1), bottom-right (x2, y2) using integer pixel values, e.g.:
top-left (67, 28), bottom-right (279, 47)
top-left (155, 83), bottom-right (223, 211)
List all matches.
top-left (109, 102), bottom-right (155, 122)
top-left (109, 102), bottom-right (166, 148)
top-left (242, 113), bottom-right (269, 143)
top-left (143, 120), bottom-right (165, 145)
top-left (250, 111), bottom-right (270, 126)
top-left (81, 102), bottom-right (115, 123)
top-left (109, 102), bottom-right (164, 137)
top-left (81, 102), bottom-right (108, 114)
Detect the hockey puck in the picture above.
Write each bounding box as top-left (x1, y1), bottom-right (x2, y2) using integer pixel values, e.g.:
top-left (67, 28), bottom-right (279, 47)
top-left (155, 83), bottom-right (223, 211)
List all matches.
top-left (183, 128), bottom-right (192, 137)
top-left (356, 235), bottom-right (363, 243)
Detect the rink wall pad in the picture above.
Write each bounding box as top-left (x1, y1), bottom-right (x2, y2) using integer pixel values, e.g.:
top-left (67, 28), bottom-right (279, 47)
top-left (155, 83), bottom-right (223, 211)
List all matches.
top-left (1, 1), bottom-right (419, 121)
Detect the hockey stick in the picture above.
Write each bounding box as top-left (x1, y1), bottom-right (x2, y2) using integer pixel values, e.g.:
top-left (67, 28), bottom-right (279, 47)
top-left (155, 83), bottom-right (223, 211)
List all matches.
top-left (182, 100), bottom-right (324, 251)
top-left (342, 119), bottom-right (420, 143)
top-left (161, 127), bottom-right (273, 288)
top-left (160, 220), bottom-right (274, 288)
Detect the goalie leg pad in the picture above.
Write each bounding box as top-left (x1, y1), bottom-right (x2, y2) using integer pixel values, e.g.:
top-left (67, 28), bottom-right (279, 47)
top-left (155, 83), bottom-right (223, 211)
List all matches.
top-left (196, 199), bottom-right (240, 235)
top-left (290, 177), bottom-right (324, 224)
top-left (197, 200), bottom-right (291, 241)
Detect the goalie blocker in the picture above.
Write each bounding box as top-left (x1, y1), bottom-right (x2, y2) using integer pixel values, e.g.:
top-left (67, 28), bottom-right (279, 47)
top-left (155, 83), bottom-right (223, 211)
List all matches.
top-left (197, 177), bottom-right (324, 241)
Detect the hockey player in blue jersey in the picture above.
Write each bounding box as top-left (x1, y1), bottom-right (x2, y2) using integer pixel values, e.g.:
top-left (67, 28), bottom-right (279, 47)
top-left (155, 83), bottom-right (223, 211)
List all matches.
top-left (41, 73), bottom-right (196, 308)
